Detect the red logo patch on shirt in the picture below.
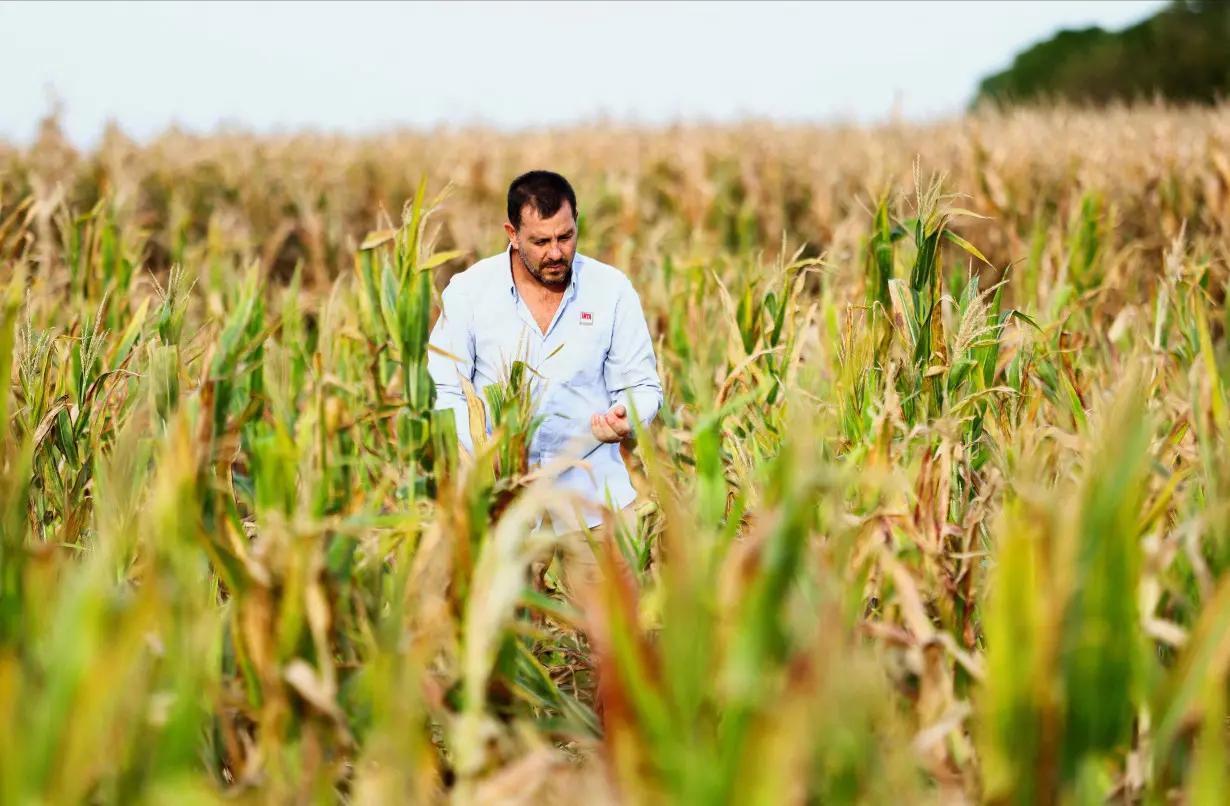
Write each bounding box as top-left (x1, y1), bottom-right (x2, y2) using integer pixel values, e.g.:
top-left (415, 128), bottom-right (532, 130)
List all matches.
top-left (579, 311), bottom-right (594, 326)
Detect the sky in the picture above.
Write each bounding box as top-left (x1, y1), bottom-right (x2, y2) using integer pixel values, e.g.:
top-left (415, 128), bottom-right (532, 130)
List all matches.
top-left (0, 0), bottom-right (1169, 148)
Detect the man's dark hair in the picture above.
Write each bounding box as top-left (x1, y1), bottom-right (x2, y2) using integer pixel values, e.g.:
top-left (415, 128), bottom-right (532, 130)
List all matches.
top-left (507, 170), bottom-right (577, 230)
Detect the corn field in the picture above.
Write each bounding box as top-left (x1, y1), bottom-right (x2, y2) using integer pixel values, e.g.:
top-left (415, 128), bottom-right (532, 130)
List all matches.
top-left (1, 102), bottom-right (1229, 805)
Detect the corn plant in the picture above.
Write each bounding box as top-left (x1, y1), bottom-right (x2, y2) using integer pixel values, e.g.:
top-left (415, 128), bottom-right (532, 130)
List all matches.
top-left (0, 105), bottom-right (1227, 805)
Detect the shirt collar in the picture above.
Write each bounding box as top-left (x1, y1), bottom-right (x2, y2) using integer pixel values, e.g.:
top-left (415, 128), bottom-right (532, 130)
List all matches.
top-left (504, 244), bottom-right (581, 299)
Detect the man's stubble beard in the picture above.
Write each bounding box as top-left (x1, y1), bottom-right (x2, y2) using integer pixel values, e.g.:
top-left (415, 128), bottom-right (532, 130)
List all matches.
top-left (520, 249), bottom-right (572, 290)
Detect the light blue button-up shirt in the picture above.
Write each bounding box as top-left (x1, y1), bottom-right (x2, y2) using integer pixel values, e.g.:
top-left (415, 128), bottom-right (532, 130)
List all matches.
top-left (427, 245), bottom-right (663, 532)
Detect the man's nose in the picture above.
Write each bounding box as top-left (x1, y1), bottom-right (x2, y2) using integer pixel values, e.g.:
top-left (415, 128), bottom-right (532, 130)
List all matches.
top-left (547, 242), bottom-right (564, 260)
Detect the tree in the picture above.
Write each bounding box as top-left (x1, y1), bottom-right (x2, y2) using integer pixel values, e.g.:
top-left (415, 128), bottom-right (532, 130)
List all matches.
top-left (971, 0), bottom-right (1230, 109)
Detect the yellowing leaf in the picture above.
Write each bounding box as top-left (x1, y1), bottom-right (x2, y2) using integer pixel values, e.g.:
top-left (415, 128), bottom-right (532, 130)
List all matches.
top-left (943, 229), bottom-right (994, 268)
top-left (359, 229), bottom-right (399, 250)
top-left (420, 250), bottom-right (468, 272)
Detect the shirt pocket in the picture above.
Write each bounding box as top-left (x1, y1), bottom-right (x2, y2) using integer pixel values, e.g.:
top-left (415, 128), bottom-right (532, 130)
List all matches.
top-left (546, 328), bottom-right (608, 387)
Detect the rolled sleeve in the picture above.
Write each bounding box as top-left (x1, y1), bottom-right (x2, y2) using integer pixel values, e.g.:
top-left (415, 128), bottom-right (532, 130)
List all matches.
top-left (604, 277), bottom-right (663, 433)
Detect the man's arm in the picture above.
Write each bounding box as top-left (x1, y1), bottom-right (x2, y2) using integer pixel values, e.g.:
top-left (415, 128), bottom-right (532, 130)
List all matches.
top-left (428, 275), bottom-right (477, 455)
top-left (602, 275), bottom-right (663, 436)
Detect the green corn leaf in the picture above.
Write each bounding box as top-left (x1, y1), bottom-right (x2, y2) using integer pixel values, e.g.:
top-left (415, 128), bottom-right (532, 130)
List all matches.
top-left (1194, 292), bottom-right (1229, 439)
top-left (947, 358), bottom-right (977, 396)
top-left (54, 408), bottom-right (79, 469)
top-left (888, 279), bottom-right (920, 350)
top-left (979, 492), bottom-right (1051, 804)
top-left (865, 194), bottom-right (895, 311)
top-left (1005, 309), bottom-right (1044, 333)
top-left (378, 259), bottom-right (402, 351)
top-left (108, 297), bottom-right (149, 370)
top-left (1152, 573), bottom-right (1230, 767)
top-left (1061, 370), bottom-right (1088, 435)
top-left (1188, 671), bottom-right (1228, 806)
top-left (1058, 379), bottom-right (1150, 775)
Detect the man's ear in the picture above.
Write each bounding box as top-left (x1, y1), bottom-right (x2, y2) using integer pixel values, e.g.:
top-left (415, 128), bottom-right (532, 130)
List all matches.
top-left (503, 221), bottom-right (517, 249)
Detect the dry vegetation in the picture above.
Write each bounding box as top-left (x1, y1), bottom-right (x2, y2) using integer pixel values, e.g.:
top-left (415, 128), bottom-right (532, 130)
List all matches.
top-left (0, 102), bottom-right (1229, 805)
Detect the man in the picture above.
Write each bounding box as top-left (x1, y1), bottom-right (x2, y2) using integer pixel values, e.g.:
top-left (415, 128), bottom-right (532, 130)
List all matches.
top-left (427, 170), bottom-right (662, 593)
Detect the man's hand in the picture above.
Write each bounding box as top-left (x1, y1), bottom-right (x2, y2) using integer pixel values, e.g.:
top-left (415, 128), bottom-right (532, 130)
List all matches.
top-left (591, 404), bottom-right (632, 444)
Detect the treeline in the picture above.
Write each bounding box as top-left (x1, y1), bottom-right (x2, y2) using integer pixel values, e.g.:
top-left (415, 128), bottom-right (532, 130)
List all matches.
top-left (973, 0), bottom-right (1230, 108)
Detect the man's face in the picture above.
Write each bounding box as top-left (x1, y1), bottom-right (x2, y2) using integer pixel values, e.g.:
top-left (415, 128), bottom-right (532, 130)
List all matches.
top-left (507, 202), bottom-right (577, 288)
